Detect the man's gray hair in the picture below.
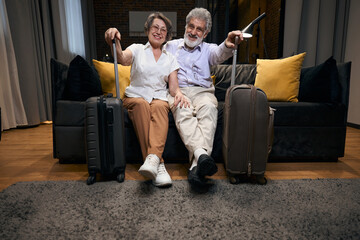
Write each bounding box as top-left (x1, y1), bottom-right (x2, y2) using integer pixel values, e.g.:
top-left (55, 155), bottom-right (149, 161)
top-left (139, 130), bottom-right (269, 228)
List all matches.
top-left (185, 8), bottom-right (212, 33)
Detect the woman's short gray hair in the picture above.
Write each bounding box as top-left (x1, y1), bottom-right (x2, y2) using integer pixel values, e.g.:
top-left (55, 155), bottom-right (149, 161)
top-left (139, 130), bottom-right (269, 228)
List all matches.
top-left (144, 12), bottom-right (173, 42)
top-left (185, 8), bottom-right (212, 33)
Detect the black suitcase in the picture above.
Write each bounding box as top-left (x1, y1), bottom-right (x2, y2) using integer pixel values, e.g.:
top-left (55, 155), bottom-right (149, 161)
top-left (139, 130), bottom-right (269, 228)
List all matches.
top-left (222, 36), bottom-right (274, 184)
top-left (85, 39), bottom-right (126, 185)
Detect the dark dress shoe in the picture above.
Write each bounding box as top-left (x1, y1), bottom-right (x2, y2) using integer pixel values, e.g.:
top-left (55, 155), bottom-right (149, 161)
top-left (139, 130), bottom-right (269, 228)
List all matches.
top-left (197, 154), bottom-right (218, 177)
top-left (188, 166), bottom-right (207, 187)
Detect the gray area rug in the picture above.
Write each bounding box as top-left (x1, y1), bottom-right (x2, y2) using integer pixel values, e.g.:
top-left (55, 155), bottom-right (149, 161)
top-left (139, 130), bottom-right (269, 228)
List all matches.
top-left (1, 179), bottom-right (359, 239)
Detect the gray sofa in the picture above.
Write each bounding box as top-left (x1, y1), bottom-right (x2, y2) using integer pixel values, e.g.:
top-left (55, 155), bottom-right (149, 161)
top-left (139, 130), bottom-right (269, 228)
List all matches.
top-left (51, 56), bottom-right (351, 164)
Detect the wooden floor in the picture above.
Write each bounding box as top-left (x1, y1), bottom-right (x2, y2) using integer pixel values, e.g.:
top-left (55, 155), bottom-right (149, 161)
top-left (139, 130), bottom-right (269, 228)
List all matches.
top-left (0, 123), bottom-right (359, 191)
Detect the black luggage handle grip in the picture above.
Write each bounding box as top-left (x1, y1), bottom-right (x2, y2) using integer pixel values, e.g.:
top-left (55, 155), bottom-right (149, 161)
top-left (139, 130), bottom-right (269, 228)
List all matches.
top-left (112, 39), bottom-right (121, 100)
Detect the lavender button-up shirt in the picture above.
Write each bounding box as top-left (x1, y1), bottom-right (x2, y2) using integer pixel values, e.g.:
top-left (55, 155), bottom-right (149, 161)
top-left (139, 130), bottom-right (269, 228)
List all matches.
top-left (165, 39), bottom-right (233, 88)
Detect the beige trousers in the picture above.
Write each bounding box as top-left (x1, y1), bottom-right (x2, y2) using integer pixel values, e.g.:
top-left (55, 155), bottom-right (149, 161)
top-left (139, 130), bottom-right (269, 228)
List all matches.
top-left (168, 86), bottom-right (218, 163)
top-left (123, 97), bottom-right (169, 163)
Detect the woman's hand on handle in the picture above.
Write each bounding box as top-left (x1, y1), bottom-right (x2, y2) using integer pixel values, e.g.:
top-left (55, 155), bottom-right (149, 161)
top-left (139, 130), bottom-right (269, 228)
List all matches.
top-left (104, 27), bottom-right (132, 66)
top-left (105, 28), bottom-right (121, 47)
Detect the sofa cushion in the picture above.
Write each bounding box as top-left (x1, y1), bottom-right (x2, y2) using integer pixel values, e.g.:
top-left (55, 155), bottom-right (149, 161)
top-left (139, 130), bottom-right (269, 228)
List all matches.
top-left (254, 52), bottom-right (306, 102)
top-left (63, 55), bottom-right (102, 101)
top-left (92, 59), bottom-right (131, 99)
top-left (212, 64), bottom-right (257, 101)
top-left (269, 102), bottom-right (346, 127)
top-left (299, 56), bottom-right (340, 103)
top-left (269, 126), bottom-right (346, 160)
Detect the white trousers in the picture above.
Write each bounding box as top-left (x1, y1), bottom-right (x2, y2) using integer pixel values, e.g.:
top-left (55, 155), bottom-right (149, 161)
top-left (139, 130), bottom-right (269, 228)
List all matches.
top-left (168, 86), bottom-right (218, 163)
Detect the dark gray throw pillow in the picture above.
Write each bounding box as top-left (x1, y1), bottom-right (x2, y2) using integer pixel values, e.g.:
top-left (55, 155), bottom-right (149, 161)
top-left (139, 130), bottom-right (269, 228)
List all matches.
top-left (63, 55), bottom-right (102, 101)
top-left (51, 58), bottom-right (68, 101)
top-left (298, 56), bottom-right (340, 103)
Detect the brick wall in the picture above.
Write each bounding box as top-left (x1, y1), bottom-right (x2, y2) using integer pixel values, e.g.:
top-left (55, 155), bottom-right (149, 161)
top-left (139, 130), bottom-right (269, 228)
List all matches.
top-left (93, 0), bottom-right (195, 60)
top-left (92, 0), bottom-right (282, 61)
top-left (236, 0), bottom-right (282, 63)
top-left (265, 0), bottom-right (282, 59)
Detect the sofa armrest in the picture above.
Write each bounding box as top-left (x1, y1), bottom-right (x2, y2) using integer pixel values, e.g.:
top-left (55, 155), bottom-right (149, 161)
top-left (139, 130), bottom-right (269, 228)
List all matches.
top-left (55, 100), bottom-right (86, 126)
top-left (337, 62), bottom-right (352, 110)
top-left (52, 99), bottom-right (86, 161)
top-left (51, 58), bottom-right (69, 124)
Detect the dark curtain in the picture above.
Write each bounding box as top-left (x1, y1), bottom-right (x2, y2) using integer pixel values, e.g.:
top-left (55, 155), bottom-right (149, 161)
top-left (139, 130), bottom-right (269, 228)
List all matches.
top-left (4, 0), bottom-right (96, 126)
top-left (283, 0), bottom-right (350, 67)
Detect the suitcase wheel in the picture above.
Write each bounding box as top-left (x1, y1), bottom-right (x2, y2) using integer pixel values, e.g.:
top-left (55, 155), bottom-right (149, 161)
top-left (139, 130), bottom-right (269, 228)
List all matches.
top-left (86, 175), bottom-right (96, 185)
top-left (229, 176), bottom-right (240, 184)
top-left (256, 175), bottom-right (267, 185)
top-left (116, 172), bottom-right (125, 183)
top-left (228, 174), bottom-right (267, 185)
top-left (229, 174), bottom-right (248, 184)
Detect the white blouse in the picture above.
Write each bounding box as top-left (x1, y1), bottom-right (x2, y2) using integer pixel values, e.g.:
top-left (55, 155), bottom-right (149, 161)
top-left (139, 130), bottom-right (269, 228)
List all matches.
top-left (125, 42), bottom-right (179, 103)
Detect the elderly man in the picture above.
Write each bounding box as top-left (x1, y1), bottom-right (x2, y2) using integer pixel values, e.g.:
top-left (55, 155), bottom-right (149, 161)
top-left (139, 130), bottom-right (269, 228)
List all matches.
top-left (165, 8), bottom-right (243, 187)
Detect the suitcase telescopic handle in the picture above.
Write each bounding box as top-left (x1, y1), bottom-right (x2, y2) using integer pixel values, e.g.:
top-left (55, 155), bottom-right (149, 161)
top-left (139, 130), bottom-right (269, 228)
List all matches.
top-left (112, 39), bottom-right (121, 100)
top-left (230, 36), bottom-right (240, 86)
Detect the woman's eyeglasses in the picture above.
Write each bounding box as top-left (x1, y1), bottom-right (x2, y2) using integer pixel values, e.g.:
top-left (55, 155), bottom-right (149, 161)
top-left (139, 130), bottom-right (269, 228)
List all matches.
top-left (151, 25), bottom-right (167, 35)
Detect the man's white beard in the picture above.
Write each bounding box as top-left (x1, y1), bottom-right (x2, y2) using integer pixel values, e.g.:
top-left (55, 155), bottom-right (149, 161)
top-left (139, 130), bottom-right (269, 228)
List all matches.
top-left (184, 33), bottom-right (203, 48)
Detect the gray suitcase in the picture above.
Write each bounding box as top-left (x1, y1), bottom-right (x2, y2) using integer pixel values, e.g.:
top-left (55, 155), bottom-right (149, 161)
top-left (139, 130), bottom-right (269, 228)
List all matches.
top-left (85, 40), bottom-right (126, 185)
top-left (222, 37), bottom-right (274, 184)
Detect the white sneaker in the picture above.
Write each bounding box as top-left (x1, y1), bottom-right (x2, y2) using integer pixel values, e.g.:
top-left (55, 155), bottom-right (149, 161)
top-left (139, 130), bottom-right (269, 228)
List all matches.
top-left (153, 163), bottom-right (172, 187)
top-left (138, 154), bottom-right (160, 180)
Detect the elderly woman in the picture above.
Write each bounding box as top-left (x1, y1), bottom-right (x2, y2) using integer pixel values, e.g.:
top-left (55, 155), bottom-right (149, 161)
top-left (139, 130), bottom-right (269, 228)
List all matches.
top-left (105, 12), bottom-right (188, 187)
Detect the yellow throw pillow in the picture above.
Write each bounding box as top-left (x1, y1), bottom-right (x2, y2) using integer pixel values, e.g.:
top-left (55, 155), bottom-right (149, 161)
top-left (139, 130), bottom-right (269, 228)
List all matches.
top-left (211, 75), bottom-right (216, 85)
top-left (92, 59), bottom-right (131, 99)
top-left (254, 52), bottom-right (306, 102)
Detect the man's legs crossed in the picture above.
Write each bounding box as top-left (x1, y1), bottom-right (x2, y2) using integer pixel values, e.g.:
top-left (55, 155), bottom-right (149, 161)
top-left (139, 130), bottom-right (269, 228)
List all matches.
top-left (190, 91), bottom-right (218, 177)
top-left (168, 87), bottom-right (218, 184)
top-left (191, 89), bottom-right (218, 157)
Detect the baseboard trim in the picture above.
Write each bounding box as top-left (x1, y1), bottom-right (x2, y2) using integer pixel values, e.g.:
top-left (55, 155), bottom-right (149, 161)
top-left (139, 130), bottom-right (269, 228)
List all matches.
top-left (347, 122), bottom-right (360, 129)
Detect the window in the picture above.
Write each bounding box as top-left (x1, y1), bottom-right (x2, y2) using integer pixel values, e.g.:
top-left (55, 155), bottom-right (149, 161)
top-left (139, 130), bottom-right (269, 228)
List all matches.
top-left (64, 0), bottom-right (85, 58)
